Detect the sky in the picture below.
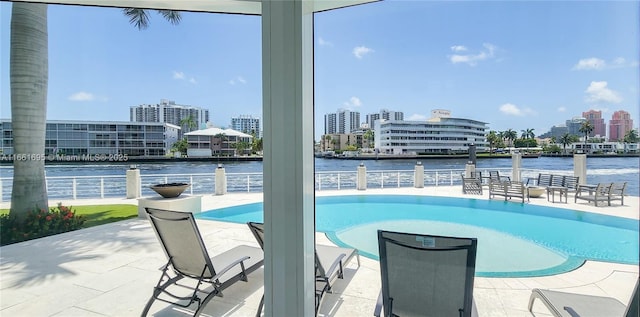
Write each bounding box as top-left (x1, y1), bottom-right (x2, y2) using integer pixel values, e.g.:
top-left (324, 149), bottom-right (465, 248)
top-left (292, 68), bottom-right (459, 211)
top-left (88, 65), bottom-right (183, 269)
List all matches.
top-left (1, 1), bottom-right (639, 140)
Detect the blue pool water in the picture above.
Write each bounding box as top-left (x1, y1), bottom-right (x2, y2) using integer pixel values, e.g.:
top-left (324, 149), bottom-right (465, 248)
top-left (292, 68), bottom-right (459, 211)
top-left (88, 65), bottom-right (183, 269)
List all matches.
top-left (197, 195), bottom-right (639, 277)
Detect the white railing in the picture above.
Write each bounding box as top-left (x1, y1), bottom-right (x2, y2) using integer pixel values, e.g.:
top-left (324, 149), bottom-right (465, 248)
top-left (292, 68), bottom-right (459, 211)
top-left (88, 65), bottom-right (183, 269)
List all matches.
top-left (0, 168), bottom-right (519, 202)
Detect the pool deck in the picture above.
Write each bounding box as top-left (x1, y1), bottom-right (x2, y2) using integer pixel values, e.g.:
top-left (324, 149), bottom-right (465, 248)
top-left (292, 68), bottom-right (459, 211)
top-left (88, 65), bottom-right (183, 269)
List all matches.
top-left (1, 186), bottom-right (638, 316)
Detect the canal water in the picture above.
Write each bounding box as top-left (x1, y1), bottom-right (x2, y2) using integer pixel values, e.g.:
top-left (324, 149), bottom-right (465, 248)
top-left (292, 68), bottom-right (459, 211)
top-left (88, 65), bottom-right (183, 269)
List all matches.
top-left (0, 156), bottom-right (638, 195)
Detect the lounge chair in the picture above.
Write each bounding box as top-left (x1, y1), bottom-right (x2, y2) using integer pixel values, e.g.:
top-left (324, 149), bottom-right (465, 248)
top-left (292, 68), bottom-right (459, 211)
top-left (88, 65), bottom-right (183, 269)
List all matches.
top-left (143, 208), bottom-right (264, 316)
top-left (608, 182), bottom-right (627, 206)
top-left (574, 183), bottom-right (612, 207)
top-left (374, 230), bottom-right (478, 317)
top-left (528, 277), bottom-right (638, 317)
top-left (247, 222), bottom-right (360, 317)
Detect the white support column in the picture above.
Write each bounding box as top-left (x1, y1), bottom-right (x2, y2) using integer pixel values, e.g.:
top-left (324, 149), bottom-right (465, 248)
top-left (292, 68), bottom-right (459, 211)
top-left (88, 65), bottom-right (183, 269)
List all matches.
top-left (215, 164), bottom-right (226, 195)
top-left (262, 1), bottom-right (315, 316)
top-left (357, 163), bottom-right (367, 190)
top-left (574, 154), bottom-right (587, 184)
top-left (512, 153), bottom-right (522, 182)
top-left (414, 161), bottom-right (424, 188)
top-left (126, 167), bottom-right (141, 199)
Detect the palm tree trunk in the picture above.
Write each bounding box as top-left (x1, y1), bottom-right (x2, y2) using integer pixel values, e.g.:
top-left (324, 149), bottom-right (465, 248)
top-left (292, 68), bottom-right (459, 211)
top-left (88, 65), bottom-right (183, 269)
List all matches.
top-left (10, 3), bottom-right (48, 221)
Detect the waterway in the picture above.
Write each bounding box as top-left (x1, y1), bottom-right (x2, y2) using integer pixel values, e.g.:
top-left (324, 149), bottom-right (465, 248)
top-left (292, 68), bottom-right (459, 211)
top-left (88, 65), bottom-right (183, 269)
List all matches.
top-left (0, 156), bottom-right (638, 195)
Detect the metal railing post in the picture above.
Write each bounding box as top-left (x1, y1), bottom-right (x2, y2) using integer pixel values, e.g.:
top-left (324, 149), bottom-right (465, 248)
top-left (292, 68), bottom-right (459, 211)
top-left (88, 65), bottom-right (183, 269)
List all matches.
top-left (72, 177), bottom-right (77, 200)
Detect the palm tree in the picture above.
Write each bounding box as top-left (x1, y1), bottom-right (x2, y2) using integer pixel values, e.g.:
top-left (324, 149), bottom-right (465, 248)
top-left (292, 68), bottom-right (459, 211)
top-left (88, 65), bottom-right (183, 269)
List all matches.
top-left (504, 129), bottom-right (517, 148)
top-left (521, 128), bottom-right (535, 140)
top-left (623, 129), bottom-right (639, 153)
top-left (9, 3), bottom-right (49, 221)
top-left (559, 133), bottom-right (572, 155)
top-left (179, 115), bottom-right (197, 134)
top-left (9, 4), bottom-right (180, 220)
top-left (486, 130), bottom-right (500, 155)
top-left (579, 121), bottom-right (594, 153)
top-left (363, 129), bottom-right (374, 149)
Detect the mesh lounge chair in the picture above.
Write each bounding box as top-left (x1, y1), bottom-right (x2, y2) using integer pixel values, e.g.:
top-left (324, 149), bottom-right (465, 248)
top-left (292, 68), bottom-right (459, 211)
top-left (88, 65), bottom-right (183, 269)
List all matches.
top-left (528, 277), bottom-right (639, 317)
top-left (143, 208), bottom-right (264, 316)
top-left (374, 230), bottom-right (478, 317)
top-left (247, 222), bottom-right (360, 317)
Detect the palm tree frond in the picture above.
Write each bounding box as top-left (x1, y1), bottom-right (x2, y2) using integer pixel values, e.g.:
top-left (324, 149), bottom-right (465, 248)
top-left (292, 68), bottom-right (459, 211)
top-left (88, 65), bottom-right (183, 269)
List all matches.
top-left (122, 8), bottom-right (149, 30)
top-left (157, 10), bottom-right (182, 25)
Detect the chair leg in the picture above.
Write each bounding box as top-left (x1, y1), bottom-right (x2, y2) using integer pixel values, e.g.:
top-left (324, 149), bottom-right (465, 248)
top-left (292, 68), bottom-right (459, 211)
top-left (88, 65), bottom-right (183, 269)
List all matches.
top-left (256, 294), bottom-right (264, 317)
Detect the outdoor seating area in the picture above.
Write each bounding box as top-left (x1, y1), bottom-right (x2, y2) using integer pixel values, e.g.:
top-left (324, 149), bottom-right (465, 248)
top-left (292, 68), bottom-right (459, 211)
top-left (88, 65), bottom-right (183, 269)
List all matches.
top-left (143, 208), bottom-right (264, 316)
top-left (1, 187), bottom-right (638, 317)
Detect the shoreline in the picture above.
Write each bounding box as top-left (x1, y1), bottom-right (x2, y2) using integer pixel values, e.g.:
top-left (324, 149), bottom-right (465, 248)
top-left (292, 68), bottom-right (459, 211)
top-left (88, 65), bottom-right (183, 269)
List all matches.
top-left (0, 153), bottom-right (638, 165)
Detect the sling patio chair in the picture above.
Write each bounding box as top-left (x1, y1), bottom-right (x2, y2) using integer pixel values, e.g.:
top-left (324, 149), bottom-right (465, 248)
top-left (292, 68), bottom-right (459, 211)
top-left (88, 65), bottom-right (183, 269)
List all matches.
top-left (247, 222), bottom-right (360, 317)
top-left (143, 208), bottom-right (264, 317)
top-left (374, 230), bottom-right (478, 317)
top-left (528, 277), bottom-right (638, 317)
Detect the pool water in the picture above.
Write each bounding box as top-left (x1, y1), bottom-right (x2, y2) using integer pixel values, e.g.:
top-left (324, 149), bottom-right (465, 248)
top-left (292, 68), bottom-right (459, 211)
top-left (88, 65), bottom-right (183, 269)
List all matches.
top-left (197, 195), bottom-right (639, 277)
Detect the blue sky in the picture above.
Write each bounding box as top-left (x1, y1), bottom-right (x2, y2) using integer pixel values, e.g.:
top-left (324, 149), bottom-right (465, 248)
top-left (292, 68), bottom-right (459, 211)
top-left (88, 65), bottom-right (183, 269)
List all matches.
top-left (1, 1), bottom-right (638, 140)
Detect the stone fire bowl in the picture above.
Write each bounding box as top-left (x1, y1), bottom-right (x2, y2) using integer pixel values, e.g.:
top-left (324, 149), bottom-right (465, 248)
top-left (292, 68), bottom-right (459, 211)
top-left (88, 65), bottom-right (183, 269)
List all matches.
top-left (150, 183), bottom-right (191, 198)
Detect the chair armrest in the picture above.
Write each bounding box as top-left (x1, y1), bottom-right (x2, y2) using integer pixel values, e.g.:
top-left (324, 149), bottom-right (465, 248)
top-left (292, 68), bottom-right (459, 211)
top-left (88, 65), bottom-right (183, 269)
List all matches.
top-left (210, 255), bottom-right (251, 281)
top-left (373, 290), bottom-right (383, 316)
top-left (323, 253), bottom-right (346, 282)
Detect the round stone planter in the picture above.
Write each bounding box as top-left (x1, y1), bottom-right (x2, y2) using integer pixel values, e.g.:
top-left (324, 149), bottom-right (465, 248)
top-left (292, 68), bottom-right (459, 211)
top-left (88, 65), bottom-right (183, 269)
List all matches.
top-left (150, 183), bottom-right (191, 198)
top-left (527, 186), bottom-right (545, 198)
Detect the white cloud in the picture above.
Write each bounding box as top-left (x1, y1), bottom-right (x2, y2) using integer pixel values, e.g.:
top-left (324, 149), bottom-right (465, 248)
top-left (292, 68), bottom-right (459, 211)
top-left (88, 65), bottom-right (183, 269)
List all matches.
top-left (408, 114), bottom-right (428, 121)
top-left (173, 71), bottom-right (185, 79)
top-left (573, 57), bottom-right (639, 70)
top-left (173, 71), bottom-right (197, 84)
top-left (584, 81), bottom-right (622, 104)
top-left (448, 43), bottom-right (497, 66)
top-left (353, 46), bottom-right (373, 59)
top-left (68, 92), bottom-right (95, 101)
top-left (557, 106), bottom-right (567, 112)
top-left (499, 103), bottom-right (535, 116)
top-left (229, 76), bottom-right (247, 85)
top-left (450, 45), bottom-right (467, 52)
top-left (318, 37), bottom-right (333, 46)
top-left (343, 96), bottom-right (362, 108)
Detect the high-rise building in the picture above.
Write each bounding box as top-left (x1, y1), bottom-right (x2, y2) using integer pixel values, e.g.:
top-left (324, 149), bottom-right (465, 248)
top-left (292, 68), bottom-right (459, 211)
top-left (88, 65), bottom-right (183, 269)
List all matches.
top-left (582, 110), bottom-right (606, 138)
top-left (231, 115), bottom-right (261, 137)
top-left (337, 109), bottom-right (360, 134)
top-left (130, 99), bottom-right (209, 136)
top-left (324, 109), bottom-right (360, 134)
top-left (608, 110), bottom-right (634, 141)
top-left (324, 113), bottom-right (337, 134)
top-left (566, 117), bottom-right (587, 136)
top-left (366, 109), bottom-right (404, 128)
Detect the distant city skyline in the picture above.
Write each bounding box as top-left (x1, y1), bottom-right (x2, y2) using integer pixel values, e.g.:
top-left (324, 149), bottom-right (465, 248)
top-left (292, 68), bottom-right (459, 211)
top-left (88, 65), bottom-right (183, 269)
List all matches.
top-left (1, 1), bottom-right (638, 140)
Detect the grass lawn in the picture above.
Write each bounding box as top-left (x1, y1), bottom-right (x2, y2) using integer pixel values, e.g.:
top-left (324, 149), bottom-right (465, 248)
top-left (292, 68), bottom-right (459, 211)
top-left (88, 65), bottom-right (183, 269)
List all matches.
top-left (0, 204), bottom-right (138, 228)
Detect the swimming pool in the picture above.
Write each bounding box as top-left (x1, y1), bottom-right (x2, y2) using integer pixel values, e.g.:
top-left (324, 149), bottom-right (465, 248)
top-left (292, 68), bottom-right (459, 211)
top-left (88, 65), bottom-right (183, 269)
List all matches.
top-left (197, 195), bottom-right (639, 277)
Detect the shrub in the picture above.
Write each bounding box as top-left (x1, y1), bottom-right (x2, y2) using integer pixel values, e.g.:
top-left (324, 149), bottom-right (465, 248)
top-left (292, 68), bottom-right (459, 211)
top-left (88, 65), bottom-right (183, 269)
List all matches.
top-left (0, 203), bottom-right (85, 246)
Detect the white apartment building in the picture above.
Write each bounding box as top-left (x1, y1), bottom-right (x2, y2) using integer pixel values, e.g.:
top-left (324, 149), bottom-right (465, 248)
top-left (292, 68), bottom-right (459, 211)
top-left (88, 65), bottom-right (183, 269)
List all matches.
top-left (231, 115), bottom-right (261, 137)
top-left (0, 119), bottom-right (180, 157)
top-left (130, 99), bottom-right (209, 136)
top-left (374, 110), bottom-right (488, 154)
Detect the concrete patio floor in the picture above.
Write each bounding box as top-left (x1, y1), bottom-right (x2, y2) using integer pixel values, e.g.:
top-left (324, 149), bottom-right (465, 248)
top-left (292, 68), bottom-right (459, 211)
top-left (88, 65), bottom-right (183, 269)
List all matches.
top-left (1, 186), bottom-right (638, 317)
